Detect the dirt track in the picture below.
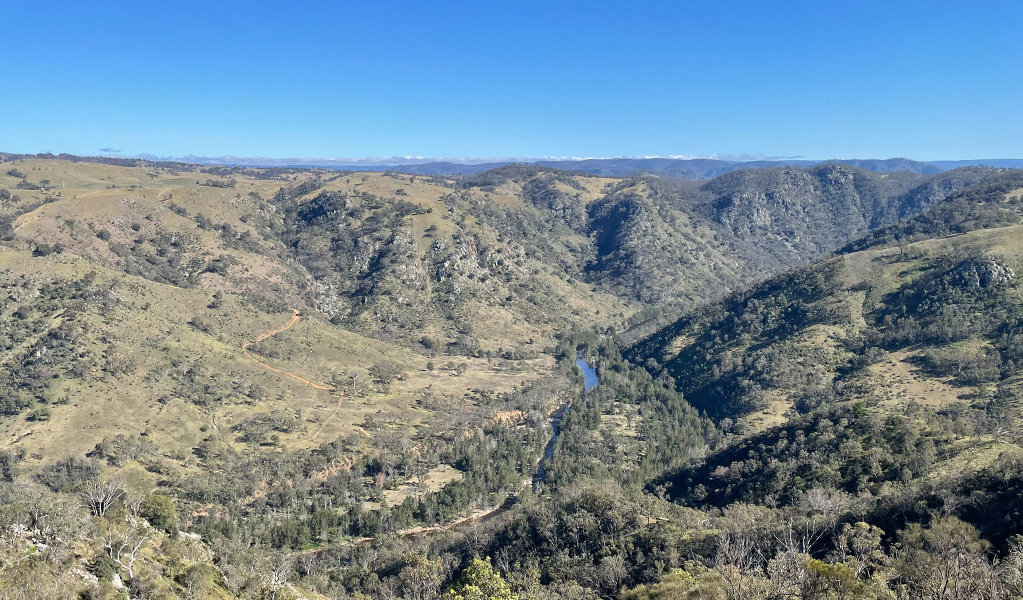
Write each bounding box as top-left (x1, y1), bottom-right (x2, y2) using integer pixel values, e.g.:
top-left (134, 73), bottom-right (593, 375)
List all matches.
top-left (243, 309), bottom-right (343, 402)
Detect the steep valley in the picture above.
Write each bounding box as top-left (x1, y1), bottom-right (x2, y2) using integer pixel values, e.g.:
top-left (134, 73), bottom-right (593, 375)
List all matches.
top-left (3, 154), bottom-right (1023, 599)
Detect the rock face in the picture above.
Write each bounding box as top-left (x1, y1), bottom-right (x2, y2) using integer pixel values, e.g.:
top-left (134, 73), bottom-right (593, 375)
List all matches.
top-left (956, 258), bottom-right (1015, 289)
top-left (616, 166), bottom-right (1003, 304)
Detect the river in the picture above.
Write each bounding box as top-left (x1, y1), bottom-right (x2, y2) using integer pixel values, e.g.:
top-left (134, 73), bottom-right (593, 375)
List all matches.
top-left (532, 358), bottom-right (599, 490)
top-left (342, 358), bottom-right (601, 547)
top-left (576, 358), bottom-right (599, 392)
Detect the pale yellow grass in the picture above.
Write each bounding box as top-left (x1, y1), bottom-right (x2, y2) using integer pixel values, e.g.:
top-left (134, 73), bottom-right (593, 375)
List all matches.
top-left (870, 349), bottom-right (969, 409)
top-left (381, 464), bottom-right (464, 506)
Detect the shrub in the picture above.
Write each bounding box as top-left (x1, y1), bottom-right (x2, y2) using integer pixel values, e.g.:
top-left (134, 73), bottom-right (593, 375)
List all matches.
top-left (140, 494), bottom-right (177, 531)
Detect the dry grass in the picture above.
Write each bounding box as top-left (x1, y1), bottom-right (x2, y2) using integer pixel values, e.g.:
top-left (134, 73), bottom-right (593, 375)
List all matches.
top-left (604, 412), bottom-right (642, 438)
top-left (381, 464), bottom-right (464, 506)
top-left (869, 349), bottom-right (970, 409)
top-left (743, 395), bottom-right (794, 432)
top-left (0, 161), bottom-right (587, 479)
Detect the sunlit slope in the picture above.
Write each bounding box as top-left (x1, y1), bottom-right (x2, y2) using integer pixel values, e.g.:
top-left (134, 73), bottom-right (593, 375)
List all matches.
top-left (626, 174), bottom-right (1023, 544)
top-left (629, 171), bottom-right (1023, 431)
top-left (0, 246), bottom-right (553, 471)
top-left (2, 160), bottom-right (638, 349)
top-left (0, 160), bottom-right (577, 477)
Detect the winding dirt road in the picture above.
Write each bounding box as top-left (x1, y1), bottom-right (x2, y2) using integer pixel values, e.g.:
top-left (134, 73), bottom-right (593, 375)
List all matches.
top-left (243, 309), bottom-right (343, 403)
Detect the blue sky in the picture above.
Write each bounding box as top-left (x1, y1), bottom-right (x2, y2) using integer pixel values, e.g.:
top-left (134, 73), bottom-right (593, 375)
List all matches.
top-left (2, 1), bottom-right (1020, 160)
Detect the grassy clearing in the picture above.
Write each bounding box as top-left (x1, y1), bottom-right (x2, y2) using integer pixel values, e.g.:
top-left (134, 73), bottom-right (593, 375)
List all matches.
top-left (381, 464), bottom-right (464, 507)
top-left (0, 253), bottom-right (554, 472)
top-left (869, 349), bottom-right (970, 409)
top-left (744, 395), bottom-right (794, 432)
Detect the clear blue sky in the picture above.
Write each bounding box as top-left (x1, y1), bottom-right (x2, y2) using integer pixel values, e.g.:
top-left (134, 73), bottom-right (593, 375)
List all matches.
top-left (2, 1), bottom-right (1020, 160)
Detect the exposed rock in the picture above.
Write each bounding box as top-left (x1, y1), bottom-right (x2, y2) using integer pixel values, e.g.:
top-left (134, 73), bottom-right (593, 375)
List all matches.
top-left (71, 568), bottom-right (99, 584)
top-left (955, 258), bottom-right (1015, 289)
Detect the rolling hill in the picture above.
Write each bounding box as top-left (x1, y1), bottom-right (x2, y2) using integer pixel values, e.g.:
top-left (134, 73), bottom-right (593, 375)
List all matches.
top-left (0, 156), bottom-right (1007, 471)
top-left (3, 153), bottom-right (1023, 599)
top-left (623, 169), bottom-right (1023, 548)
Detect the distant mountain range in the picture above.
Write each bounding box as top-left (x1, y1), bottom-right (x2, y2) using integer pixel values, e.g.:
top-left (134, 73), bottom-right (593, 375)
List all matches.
top-left (6, 150), bottom-right (1023, 179)
top-left (126, 154), bottom-right (1023, 178)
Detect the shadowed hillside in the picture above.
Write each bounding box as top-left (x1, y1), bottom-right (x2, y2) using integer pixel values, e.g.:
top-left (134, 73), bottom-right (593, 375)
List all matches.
top-left (619, 169), bottom-right (1023, 563)
top-left (3, 154), bottom-right (1023, 600)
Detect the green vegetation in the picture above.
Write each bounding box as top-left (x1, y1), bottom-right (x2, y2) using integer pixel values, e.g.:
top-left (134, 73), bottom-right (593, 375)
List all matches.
top-left (2, 155), bottom-right (1023, 599)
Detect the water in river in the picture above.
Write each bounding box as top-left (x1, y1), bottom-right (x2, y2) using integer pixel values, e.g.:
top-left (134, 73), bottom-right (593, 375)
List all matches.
top-left (533, 358), bottom-right (599, 490)
top-left (576, 358), bottom-right (599, 392)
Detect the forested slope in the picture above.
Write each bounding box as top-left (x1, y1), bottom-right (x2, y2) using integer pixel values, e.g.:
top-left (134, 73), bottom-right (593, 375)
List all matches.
top-left (609, 170), bottom-right (1023, 597)
top-left (1, 154), bottom-right (1021, 599)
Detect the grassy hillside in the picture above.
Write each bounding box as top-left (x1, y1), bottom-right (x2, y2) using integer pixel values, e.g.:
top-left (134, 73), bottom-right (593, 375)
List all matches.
top-left (0, 159), bottom-right (634, 347)
top-left (0, 160), bottom-right (592, 501)
top-left (3, 154), bottom-right (1022, 600)
top-left (622, 170), bottom-right (1023, 554)
top-left (2, 157), bottom-right (999, 345)
top-left (629, 170), bottom-right (1023, 424)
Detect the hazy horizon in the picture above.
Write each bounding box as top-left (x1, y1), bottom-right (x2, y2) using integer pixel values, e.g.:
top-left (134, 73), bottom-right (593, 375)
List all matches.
top-left (10, 151), bottom-right (1023, 167)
